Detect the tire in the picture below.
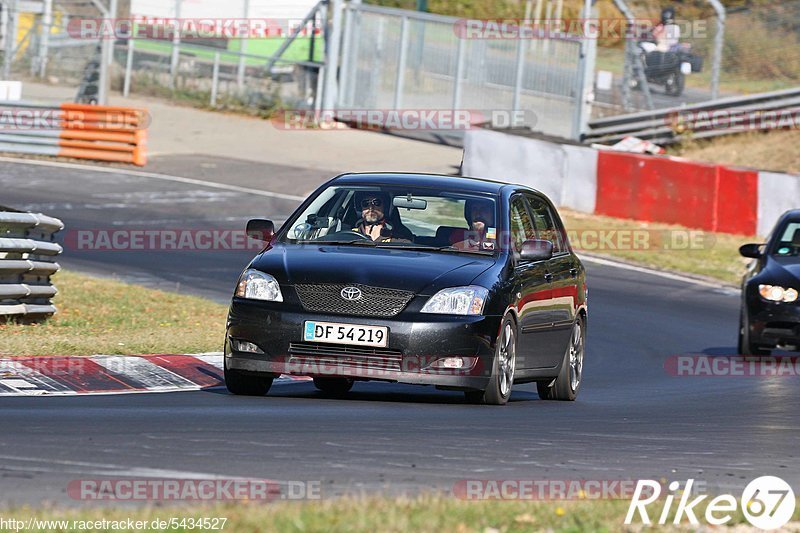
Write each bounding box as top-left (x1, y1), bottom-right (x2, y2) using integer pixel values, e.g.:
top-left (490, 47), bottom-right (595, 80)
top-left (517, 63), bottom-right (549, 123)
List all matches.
top-left (538, 316), bottom-right (585, 401)
top-left (313, 377), bottom-right (354, 396)
top-left (738, 308), bottom-right (771, 356)
top-left (464, 315), bottom-right (516, 406)
top-left (665, 71), bottom-right (685, 96)
top-left (224, 361), bottom-right (273, 396)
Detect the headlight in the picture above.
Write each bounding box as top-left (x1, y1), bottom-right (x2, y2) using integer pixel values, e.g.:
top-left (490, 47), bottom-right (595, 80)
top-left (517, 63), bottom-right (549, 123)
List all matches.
top-left (758, 284), bottom-right (798, 303)
top-left (421, 286), bottom-right (488, 316)
top-left (235, 269), bottom-right (283, 302)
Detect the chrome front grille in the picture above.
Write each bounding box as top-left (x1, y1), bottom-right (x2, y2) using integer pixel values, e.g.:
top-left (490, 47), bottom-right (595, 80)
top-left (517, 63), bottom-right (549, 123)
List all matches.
top-left (293, 283), bottom-right (414, 317)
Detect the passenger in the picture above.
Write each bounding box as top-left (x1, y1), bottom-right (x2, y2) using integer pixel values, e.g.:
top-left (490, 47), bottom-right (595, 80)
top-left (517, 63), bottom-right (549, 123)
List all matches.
top-left (453, 199), bottom-right (497, 251)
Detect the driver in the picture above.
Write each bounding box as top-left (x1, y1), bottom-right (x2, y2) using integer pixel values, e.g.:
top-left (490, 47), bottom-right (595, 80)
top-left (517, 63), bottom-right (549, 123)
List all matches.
top-left (653, 6), bottom-right (680, 52)
top-left (352, 192), bottom-right (409, 242)
top-left (452, 199), bottom-right (496, 251)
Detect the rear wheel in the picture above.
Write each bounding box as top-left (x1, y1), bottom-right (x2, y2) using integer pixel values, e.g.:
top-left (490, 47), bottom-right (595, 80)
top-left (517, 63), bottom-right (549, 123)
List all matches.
top-left (224, 361), bottom-right (273, 396)
top-left (538, 317), bottom-right (585, 401)
top-left (313, 377), bottom-right (354, 396)
top-left (665, 71), bottom-right (685, 96)
top-left (465, 316), bottom-right (516, 405)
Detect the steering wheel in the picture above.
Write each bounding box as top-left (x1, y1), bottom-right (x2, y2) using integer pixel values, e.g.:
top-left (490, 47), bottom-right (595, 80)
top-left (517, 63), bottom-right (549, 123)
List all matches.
top-left (315, 230), bottom-right (372, 242)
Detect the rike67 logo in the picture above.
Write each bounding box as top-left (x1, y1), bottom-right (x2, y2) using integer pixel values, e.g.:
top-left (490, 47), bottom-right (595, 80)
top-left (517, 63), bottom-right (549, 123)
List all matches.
top-left (626, 476), bottom-right (796, 530)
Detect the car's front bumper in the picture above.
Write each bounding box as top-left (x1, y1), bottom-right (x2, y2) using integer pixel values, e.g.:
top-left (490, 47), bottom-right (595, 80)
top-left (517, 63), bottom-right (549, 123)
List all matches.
top-left (225, 298), bottom-right (501, 390)
top-left (749, 300), bottom-right (800, 348)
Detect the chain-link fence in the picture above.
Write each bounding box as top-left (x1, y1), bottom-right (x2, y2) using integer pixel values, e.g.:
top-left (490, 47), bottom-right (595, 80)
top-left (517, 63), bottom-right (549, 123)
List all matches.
top-left (112, 40), bottom-right (321, 112)
top-left (593, 0), bottom-right (800, 118)
top-left (339, 4), bottom-right (586, 139)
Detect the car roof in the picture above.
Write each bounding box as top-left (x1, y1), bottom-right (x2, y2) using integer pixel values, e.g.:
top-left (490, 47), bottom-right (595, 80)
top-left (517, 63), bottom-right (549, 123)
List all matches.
top-left (331, 172), bottom-right (537, 196)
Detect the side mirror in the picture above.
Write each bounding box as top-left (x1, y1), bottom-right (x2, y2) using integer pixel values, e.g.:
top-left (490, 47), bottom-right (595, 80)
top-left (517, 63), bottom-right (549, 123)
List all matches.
top-left (246, 219), bottom-right (275, 242)
top-left (739, 243), bottom-right (763, 259)
top-left (519, 239), bottom-right (554, 262)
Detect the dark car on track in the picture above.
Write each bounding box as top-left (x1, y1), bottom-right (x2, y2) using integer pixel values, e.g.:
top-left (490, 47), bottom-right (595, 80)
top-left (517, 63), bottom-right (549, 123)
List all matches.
top-left (224, 173), bottom-right (587, 404)
top-left (739, 209), bottom-right (800, 354)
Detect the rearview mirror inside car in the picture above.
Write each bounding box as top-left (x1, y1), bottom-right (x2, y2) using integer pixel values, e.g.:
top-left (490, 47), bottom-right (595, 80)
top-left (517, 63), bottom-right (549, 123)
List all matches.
top-left (393, 196), bottom-right (428, 210)
top-left (246, 219), bottom-right (275, 242)
top-left (520, 239), bottom-right (554, 262)
top-left (739, 243), bottom-right (763, 259)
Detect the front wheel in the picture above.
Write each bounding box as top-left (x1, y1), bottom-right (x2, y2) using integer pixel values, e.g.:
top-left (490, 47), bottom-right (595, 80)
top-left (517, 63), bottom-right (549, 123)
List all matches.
top-left (465, 316), bottom-right (516, 405)
top-left (738, 308), bottom-right (770, 355)
top-left (224, 362), bottom-right (273, 396)
top-left (538, 317), bottom-right (585, 401)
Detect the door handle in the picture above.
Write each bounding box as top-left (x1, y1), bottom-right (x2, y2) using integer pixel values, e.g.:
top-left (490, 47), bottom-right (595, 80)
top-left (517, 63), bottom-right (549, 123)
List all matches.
top-left (544, 272), bottom-right (554, 282)
top-left (569, 268), bottom-right (578, 278)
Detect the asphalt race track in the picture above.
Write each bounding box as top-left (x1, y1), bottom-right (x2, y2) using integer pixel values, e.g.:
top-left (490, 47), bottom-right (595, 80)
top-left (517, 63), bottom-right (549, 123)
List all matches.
top-left (2, 158), bottom-right (799, 505)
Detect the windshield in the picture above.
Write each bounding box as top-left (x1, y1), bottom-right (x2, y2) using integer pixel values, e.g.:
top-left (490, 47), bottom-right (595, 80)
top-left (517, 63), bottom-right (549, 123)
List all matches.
top-left (279, 185), bottom-right (500, 255)
top-left (772, 221), bottom-right (800, 257)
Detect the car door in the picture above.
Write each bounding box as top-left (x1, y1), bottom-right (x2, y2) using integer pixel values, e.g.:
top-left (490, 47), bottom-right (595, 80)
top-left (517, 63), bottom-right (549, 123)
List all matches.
top-left (508, 195), bottom-right (556, 370)
top-left (525, 193), bottom-right (579, 367)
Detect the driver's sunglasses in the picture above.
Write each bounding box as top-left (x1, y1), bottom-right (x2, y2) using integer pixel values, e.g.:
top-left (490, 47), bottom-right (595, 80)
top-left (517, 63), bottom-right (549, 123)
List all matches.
top-left (360, 198), bottom-right (383, 209)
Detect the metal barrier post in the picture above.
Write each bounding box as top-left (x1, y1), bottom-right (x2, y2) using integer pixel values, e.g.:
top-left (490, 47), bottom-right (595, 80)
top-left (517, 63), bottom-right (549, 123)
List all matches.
top-left (123, 39), bottom-right (134, 97)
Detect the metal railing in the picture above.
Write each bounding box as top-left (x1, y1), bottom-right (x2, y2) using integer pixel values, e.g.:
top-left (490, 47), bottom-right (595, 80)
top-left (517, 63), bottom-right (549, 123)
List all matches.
top-left (0, 206), bottom-right (63, 319)
top-left (584, 86), bottom-right (800, 146)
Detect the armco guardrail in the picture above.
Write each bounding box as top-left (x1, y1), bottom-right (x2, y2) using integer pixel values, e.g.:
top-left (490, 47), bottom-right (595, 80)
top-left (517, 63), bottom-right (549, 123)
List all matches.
top-left (0, 102), bottom-right (148, 166)
top-left (585, 87), bottom-right (800, 146)
top-left (0, 206), bottom-right (64, 318)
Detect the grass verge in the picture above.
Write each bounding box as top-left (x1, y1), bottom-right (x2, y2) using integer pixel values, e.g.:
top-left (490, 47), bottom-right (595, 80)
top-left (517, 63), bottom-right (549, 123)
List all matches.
top-left (3, 494), bottom-right (799, 532)
top-left (560, 209), bottom-right (753, 286)
top-left (0, 271), bottom-right (228, 357)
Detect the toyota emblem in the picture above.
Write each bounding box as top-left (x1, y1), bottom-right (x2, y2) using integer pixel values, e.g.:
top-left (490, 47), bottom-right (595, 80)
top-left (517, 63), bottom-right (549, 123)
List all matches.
top-left (340, 286), bottom-right (362, 301)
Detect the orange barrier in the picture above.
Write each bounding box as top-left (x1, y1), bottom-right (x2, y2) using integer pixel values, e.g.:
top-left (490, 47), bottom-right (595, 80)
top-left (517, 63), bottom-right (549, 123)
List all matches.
top-left (57, 103), bottom-right (148, 166)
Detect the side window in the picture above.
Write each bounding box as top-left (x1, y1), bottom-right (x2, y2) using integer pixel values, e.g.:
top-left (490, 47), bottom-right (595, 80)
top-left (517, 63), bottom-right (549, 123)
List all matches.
top-left (509, 196), bottom-right (536, 252)
top-left (526, 195), bottom-right (566, 254)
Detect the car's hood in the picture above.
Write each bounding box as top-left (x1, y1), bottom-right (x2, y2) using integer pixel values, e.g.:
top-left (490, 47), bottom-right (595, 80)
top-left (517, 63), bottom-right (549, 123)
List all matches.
top-left (770, 257), bottom-right (800, 284)
top-left (250, 243), bottom-right (497, 295)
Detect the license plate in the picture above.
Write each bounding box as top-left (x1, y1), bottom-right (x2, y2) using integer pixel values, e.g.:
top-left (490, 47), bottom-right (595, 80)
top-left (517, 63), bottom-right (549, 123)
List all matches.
top-left (303, 321), bottom-right (388, 348)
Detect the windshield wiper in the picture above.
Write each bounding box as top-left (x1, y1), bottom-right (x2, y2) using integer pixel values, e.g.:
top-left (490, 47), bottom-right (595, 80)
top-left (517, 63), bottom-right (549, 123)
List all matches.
top-left (376, 244), bottom-right (490, 254)
top-left (297, 239), bottom-right (377, 246)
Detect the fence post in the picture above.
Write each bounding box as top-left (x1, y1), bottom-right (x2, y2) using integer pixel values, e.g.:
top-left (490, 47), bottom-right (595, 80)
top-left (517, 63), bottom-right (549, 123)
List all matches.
top-left (322, 0), bottom-right (344, 112)
top-left (37, 0), bottom-right (53, 77)
top-left (512, 36), bottom-right (526, 112)
top-left (170, 0), bottom-right (182, 88)
top-left (572, 0), bottom-right (597, 140)
top-left (211, 51), bottom-right (220, 106)
top-left (707, 0), bottom-right (725, 100)
top-left (237, 0), bottom-right (250, 92)
top-left (393, 16), bottom-right (409, 110)
top-left (123, 39), bottom-right (135, 97)
top-left (452, 37), bottom-right (465, 112)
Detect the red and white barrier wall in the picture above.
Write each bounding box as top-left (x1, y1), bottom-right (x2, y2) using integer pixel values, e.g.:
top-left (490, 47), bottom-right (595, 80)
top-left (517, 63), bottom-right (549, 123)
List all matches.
top-left (463, 129), bottom-right (800, 237)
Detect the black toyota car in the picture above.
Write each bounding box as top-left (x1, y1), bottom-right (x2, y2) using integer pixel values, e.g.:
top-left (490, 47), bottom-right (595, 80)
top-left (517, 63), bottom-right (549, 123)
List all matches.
top-left (224, 173), bottom-right (587, 405)
top-left (739, 209), bottom-right (800, 355)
